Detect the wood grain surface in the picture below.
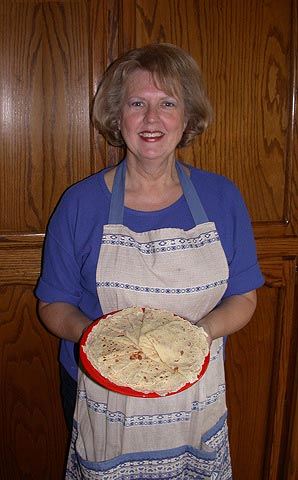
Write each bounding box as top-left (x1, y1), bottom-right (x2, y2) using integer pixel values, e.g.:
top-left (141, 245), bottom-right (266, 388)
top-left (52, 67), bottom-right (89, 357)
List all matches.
top-left (0, 1), bottom-right (91, 233)
top-left (0, 285), bottom-right (67, 479)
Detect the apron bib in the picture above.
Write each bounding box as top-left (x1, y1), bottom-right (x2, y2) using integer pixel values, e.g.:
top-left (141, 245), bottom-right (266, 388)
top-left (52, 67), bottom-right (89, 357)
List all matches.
top-left (66, 160), bottom-right (232, 480)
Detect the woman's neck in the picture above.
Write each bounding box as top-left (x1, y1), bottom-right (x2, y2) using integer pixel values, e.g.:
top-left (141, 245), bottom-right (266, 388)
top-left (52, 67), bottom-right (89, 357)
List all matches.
top-left (104, 157), bottom-right (190, 212)
top-left (125, 157), bottom-right (179, 191)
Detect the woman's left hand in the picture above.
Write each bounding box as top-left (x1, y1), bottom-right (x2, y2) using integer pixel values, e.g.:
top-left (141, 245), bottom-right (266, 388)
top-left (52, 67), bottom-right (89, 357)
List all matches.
top-left (196, 290), bottom-right (257, 343)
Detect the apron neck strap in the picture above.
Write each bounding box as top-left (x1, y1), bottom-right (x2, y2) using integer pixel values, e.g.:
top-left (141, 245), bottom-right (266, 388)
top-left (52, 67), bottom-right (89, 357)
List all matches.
top-left (175, 161), bottom-right (209, 224)
top-left (108, 159), bottom-right (126, 224)
top-left (108, 159), bottom-right (209, 225)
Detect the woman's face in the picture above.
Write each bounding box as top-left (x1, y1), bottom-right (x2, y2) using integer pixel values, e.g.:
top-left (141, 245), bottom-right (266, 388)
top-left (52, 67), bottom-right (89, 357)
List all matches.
top-left (119, 69), bottom-right (187, 164)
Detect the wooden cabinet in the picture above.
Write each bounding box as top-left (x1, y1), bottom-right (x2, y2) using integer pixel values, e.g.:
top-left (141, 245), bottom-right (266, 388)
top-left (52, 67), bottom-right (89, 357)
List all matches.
top-left (0, 1), bottom-right (297, 478)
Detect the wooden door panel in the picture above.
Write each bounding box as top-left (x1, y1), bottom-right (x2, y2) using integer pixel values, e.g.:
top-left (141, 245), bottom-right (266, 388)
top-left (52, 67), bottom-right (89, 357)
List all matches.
top-left (0, 285), bottom-right (67, 480)
top-left (0, 0), bottom-right (91, 234)
top-left (226, 257), bottom-right (298, 479)
top-left (90, 0), bottom-right (124, 170)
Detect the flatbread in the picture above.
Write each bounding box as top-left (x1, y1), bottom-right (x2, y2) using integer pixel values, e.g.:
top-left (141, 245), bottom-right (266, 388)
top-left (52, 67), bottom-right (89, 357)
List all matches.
top-left (98, 350), bottom-right (186, 395)
top-left (142, 317), bottom-right (208, 383)
top-left (83, 307), bottom-right (209, 395)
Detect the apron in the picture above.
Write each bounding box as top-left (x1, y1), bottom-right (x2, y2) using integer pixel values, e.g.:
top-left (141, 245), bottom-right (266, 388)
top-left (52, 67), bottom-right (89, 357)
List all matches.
top-left (66, 160), bottom-right (232, 480)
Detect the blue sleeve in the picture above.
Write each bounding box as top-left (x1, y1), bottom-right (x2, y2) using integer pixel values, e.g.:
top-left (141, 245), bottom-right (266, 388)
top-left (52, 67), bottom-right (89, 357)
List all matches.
top-left (221, 183), bottom-right (264, 297)
top-left (35, 192), bottom-right (83, 307)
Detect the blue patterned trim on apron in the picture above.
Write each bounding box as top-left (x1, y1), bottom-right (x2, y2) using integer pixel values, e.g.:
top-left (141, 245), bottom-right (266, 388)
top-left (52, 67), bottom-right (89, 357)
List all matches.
top-left (67, 413), bottom-right (231, 480)
top-left (100, 229), bottom-right (220, 252)
top-left (96, 279), bottom-right (228, 295)
top-left (76, 385), bottom-right (226, 426)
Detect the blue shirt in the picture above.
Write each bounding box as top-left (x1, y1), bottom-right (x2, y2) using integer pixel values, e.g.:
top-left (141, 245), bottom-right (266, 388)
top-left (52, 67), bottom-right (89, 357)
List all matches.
top-left (35, 164), bottom-right (264, 379)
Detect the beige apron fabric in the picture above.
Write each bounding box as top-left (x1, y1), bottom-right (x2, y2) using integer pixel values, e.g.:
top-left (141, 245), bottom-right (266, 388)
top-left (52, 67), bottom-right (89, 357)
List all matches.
top-left (96, 223), bottom-right (227, 322)
top-left (66, 161), bottom-right (232, 480)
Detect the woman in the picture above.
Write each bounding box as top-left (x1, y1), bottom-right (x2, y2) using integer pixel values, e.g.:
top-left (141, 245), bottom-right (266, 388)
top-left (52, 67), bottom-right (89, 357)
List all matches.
top-left (36, 43), bottom-right (264, 479)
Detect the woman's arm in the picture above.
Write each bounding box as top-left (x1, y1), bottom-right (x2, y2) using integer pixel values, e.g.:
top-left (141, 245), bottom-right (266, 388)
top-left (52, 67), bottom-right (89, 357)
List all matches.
top-left (38, 301), bottom-right (92, 343)
top-left (39, 290), bottom-right (257, 345)
top-left (197, 289), bottom-right (257, 345)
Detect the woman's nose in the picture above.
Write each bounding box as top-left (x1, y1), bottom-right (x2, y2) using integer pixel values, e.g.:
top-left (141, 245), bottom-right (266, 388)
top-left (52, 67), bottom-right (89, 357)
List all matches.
top-left (144, 104), bottom-right (159, 122)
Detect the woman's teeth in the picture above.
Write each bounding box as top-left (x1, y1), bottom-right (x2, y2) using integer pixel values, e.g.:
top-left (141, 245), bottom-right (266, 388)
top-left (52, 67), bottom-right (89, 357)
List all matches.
top-left (139, 132), bottom-right (164, 138)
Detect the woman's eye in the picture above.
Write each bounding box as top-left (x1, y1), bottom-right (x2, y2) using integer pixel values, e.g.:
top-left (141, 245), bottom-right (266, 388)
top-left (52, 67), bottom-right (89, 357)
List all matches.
top-left (130, 101), bottom-right (143, 107)
top-left (162, 101), bottom-right (176, 107)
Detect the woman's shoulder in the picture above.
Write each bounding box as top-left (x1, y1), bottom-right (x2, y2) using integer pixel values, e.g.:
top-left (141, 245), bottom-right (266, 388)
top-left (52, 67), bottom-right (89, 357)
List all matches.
top-left (185, 163), bottom-right (251, 224)
top-left (62, 169), bottom-right (108, 200)
top-left (187, 163), bottom-right (241, 200)
top-left (48, 169), bottom-right (111, 226)
top-left (52, 168), bottom-right (113, 215)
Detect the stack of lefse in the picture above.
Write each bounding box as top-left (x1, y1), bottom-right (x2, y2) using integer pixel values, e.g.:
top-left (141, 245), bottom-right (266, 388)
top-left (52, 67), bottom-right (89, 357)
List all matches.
top-left (82, 306), bottom-right (209, 396)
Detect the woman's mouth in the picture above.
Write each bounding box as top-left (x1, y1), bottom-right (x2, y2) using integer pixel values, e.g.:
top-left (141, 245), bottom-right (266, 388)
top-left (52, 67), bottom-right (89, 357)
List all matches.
top-left (138, 131), bottom-right (165, 141)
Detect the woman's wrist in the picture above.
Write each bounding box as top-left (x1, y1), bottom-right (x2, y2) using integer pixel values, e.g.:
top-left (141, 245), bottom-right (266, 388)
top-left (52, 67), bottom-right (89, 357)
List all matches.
top-left (197, 322), bottom-right (212, 347)
top-left (79, 321), bottom-right (92, 342)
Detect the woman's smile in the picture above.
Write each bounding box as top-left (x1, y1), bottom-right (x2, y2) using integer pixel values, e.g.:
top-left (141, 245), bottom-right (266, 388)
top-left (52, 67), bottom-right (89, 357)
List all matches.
top-left (138, 130), bottom-right (165, 141)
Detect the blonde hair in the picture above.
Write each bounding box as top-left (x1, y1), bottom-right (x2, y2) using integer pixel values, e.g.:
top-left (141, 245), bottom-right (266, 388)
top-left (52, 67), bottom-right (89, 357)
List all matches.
top-left (92, 43), bottom-right (212, 147)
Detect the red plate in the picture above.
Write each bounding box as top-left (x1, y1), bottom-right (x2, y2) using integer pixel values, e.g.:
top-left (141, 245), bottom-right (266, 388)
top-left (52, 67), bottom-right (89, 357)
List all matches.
top-left (80, 310), bottom-right (210, 398)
